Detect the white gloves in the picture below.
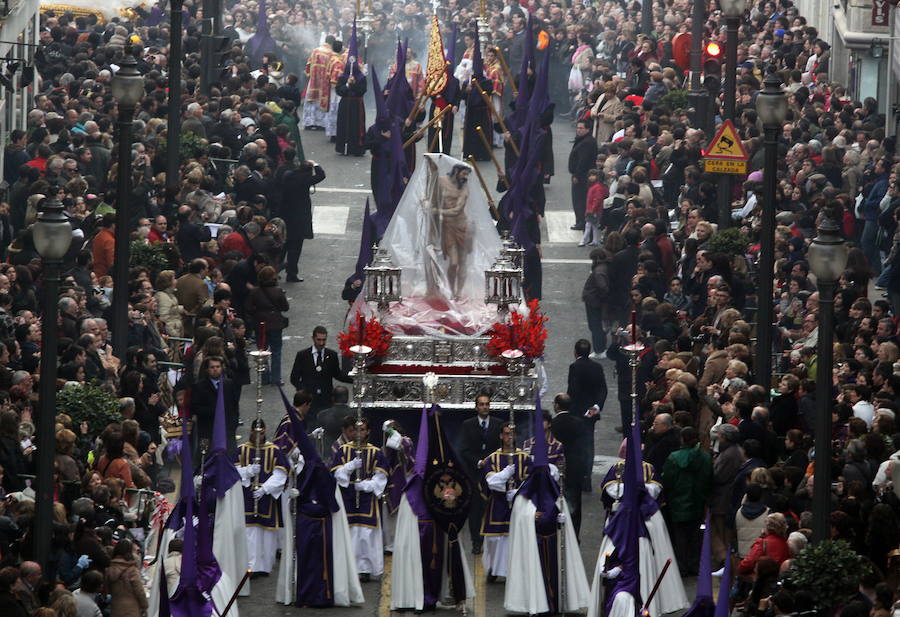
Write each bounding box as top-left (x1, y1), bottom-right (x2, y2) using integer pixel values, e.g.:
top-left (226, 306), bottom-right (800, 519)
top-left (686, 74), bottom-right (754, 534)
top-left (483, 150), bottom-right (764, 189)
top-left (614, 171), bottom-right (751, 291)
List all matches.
top-left (506, 489), bottom-right (517, 503)
top-left (247, 464), bottom-right (261, 477)
top-left (549, 463), bottom-right (560, 483)
top-left (345, 457), bottom-right (363, 472)
top-left (382, 420), bottom-right (393, 432)
top-left (287, 488), bottom-right (300, 499)
top-left (252, 486), bottom-right (266, 500)
top-left (602, 566), bottom-right (622, 580)
top-left (310, 427), bottom-right (325, 438)
top-left (355, 479), bottom-right (375, 493)
top-left (557, 512), bottom-right (566, 524)
top-left (193, 475), bottom-right (203, 490)
top-left (497, 464), bottom-right (516, 481)
top-left (385, 432), bottom-right (402, 450)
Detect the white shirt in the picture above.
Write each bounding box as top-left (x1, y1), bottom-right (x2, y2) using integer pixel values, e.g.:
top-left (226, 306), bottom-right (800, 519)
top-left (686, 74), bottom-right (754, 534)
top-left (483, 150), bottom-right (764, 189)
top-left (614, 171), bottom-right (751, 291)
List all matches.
top-left (852, 400), bottom-right (875, 428)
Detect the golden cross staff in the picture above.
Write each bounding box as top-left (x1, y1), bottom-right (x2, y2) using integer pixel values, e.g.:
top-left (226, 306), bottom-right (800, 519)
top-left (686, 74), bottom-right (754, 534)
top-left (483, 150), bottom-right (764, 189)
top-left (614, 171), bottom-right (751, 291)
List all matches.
top-left (494, 46), bottom-right (518, 98)
top-left (471, 77), bottom-right (519, 156)
top-left (474, 125), bottom-right (509, 190)
top-left (402, 104), bottom-right (451, 148)
top-left (467, 155), bottom-right (500, 221)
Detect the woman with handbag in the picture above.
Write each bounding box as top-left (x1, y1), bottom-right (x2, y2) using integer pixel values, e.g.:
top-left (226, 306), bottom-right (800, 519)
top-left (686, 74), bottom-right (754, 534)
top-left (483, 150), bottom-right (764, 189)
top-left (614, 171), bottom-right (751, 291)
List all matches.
top-left (245, 266), bottom-right (290, 385)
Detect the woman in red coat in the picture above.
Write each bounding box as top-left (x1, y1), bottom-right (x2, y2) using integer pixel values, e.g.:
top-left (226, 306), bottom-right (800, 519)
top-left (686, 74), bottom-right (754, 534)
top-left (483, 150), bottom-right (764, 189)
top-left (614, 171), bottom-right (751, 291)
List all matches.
top-left (738, 512), bottom-right (791, 575)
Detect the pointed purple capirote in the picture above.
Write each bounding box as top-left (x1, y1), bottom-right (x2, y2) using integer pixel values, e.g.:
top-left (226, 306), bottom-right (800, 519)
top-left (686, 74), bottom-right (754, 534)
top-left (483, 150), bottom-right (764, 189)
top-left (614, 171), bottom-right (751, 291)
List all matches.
top-left (446, 23), bottom-right (458, 69)
top-left (170, 427), bottom-right (214, 617)
top-left (202, 381), bottom-right (240, 500)
top-left (413, 405), bottom-right (429, 476)
top-left (386, 42), bottom-right (413, 120)
top-left (517, 397), bottom-right (560, 534)
top-left (402, 406), bottom-right (430, 518)
top-left (500, 49), bottom-right (550, 251)
top-left (372, 67), bottom-right (390, 130)
top-left (714, 545), bottom-right (732, 617)
top-left (683, 512), bottom-right (716, 617)
top-left (511, 14), bottom-right (535, 132)
top-left (354, 199), bottom-right (376, 278)
top-left (246, 0), bottom-right (277, 67)
top-left (276, 386), bottom-right (339, 511)
top-left (603, 395), bottom-right (643, 614)
top-left (342, 19), bottom-right (364, 81)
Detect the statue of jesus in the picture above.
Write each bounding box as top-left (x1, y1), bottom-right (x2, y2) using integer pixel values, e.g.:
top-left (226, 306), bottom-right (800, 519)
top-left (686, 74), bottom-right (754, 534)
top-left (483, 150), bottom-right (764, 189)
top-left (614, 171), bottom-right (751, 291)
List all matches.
top-left (424, 159), bottom-right (473, 299)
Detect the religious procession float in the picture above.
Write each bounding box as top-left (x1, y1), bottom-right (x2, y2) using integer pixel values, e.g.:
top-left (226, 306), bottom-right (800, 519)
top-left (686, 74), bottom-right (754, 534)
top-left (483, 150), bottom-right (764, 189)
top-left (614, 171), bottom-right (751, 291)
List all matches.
top-left (338, 152), bottom-right (544, 435)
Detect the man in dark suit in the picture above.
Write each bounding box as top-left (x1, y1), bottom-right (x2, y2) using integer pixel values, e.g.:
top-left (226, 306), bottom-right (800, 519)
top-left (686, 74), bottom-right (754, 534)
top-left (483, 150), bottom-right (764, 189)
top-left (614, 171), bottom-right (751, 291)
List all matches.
top-left (458, 393), bottom-right (503, 554)
top-left (190, 355), bottom-right (240, 463)
top-left (175, 205), bottom-right (212, 263)
top-left (567, 338), bottom-right (606, 491)
top-left (550, 392), bottom-right (596, 538)
top-left (568, 119), bottom-right (598, 230)
top-left (289, 325), bottom-right (351, 412)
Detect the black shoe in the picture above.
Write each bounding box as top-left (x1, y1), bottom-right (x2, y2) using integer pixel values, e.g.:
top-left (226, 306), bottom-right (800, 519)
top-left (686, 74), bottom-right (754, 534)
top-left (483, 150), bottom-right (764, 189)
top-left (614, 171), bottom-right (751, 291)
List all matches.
top-left (286, 275), bottom-right (302, 282)
top-left (570, 224), bottom-right (585, 231)
top-left (472, 545), bottom-right (483, 555)
top-left (359, 573), bottom-right (371, 582)
top-left (487, 573), bottom-right (497, 584)
top-left (237, 419), bottom-right (244, 426)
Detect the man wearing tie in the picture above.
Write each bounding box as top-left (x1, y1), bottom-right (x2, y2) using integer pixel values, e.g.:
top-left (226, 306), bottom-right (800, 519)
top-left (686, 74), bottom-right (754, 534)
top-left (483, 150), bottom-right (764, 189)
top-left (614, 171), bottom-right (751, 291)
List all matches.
top-left (190, 355), bottom-right (240, 460)
top-left (459, 393), bottom-right (503, 555)
top-left (289, 325), bottom-right (352, 412)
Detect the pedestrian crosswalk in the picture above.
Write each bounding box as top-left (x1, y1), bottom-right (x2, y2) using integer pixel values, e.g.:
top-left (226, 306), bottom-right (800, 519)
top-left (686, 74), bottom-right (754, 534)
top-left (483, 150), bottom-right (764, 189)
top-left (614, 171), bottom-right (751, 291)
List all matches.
top-left (312, 205), bottom-right (350, 235)
top-left (544, 210), bottom-right (583, 244)
top-left (313, 204), bottom-right (593, 248)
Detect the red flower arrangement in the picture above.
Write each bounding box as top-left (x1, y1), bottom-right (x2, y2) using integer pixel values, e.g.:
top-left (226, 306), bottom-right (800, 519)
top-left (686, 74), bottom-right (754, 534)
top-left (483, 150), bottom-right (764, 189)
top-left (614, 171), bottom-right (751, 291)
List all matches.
top-left (338, 312), bottom-right (393, 358)
top-left (486, 299), bottom-right (548, 359)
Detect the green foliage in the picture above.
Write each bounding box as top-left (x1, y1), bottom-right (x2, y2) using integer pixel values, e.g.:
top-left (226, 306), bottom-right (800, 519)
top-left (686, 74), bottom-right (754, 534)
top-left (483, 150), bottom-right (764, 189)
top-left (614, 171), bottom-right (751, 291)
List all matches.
top-left (129, 240), bottom-right (174, 276)
top-left (659, 89), bottom-right (689, 111)
top-left (159, 132), bottom-right (208, 161)
top-left (707, 226), bottom-right (749, 256)
top-left (785, 540), bottom-right (873, 610)
top-left (56, 383), bottom-right (122, 437)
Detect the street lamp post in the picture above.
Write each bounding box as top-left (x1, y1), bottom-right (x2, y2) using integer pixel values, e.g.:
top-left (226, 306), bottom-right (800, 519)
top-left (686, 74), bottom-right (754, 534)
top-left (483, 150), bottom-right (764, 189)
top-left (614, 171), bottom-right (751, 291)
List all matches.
top-left (807, 214), bottom-right (848, 544)
top-left (687, 0), bottom-right (708, 134)
top-left (32, 197), bottom-right (73, 572)
top-left (167, 0), bottom-right (185, 197)
top-left (754, 73), bottom-right (787, 392)
top-left (717, 0), bottom-right (746, 229)
top-left (642, 0), bottom-right (653, 37)
top-left (110, 42), bottom-right (145, 360)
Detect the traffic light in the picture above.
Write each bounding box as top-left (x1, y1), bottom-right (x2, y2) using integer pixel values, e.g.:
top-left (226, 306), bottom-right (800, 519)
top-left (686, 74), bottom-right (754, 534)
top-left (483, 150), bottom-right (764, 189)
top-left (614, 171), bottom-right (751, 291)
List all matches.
top-left (703, 40), bottom-right (722, 94)
top-left (202, 35), bottom-right (232, 92)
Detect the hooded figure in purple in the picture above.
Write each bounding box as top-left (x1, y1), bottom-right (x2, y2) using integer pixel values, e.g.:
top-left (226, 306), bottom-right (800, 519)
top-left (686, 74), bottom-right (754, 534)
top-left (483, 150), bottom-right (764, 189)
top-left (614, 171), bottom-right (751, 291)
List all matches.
top-left (588, 404), bottom-right (688, 617)
top-left (335, 19), bottom-right (368, 156)
top-left (505, 399), bottom-right (590, 614)
top-left (273, 387), bottom-right (364, 607)
top-left (245, 0), bottom-right (277, 69)
top-left (149, 391), bottom-right (239, 617)
top-left (341, 198), bottom-right (377, 305)
top-left (496, 49), bottom-right (551, 300)
top-left (366, 68), bottom-right (410, 236)
top-left (461, 26), bottom-right (495, 161)
top-left (150, 425), bottom-right (222, 617)
top-left (391, 405), bottom-right (475, 611)
top-left (202, 381), bottom-right (249, 600)
top-left (380, 418), bottom-right (415, 552)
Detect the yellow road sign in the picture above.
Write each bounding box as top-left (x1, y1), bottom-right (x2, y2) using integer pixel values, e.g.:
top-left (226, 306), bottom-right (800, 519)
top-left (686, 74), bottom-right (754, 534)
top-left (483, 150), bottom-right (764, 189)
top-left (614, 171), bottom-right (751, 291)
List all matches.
top-left (704, 158), bottom-right (747, 174)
